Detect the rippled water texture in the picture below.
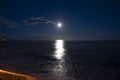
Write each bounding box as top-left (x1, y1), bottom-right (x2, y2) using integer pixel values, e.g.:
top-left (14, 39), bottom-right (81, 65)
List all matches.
top-left (0, 40), bottom-right (120, 80)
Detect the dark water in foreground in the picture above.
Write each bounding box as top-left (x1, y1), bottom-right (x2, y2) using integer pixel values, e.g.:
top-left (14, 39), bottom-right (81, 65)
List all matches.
top-left (0, 40), bottom-right (120, 80)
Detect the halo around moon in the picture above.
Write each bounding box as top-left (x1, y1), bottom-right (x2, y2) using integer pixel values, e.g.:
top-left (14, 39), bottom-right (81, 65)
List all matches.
top-left (57, 22), bottom-right (62, 27)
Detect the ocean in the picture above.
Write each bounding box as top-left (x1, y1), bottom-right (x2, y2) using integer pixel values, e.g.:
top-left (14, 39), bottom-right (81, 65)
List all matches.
top-left (0, 40), bottom-right (120, 80)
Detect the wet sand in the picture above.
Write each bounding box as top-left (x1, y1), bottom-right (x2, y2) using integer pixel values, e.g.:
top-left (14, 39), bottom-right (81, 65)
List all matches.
top-left (0, 69), bottom-right (37, 80)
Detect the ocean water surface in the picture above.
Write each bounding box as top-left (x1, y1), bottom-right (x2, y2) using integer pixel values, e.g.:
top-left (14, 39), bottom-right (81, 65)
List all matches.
top-left (0, 40), bottom-right (120, 80)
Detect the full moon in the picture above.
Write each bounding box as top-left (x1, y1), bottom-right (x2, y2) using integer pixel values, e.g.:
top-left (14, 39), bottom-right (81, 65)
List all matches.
top-left (57, 22), bottom-right (62, 27)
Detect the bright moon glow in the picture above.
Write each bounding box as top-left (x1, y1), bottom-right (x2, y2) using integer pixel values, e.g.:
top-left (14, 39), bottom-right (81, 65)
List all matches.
top-left (57, 22), bottom-right (62, 27)
top-left (54, 40), bottom-right (65, 60)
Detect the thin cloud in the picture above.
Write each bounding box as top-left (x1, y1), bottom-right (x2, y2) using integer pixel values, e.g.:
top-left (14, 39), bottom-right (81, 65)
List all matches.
top-left (0, 17), bottom-right (19, 28)
top-left (24, 17), bottom-right (56, 25)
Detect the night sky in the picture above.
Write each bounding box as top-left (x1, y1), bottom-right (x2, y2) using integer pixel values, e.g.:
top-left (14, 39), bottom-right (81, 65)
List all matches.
top-left (0, 0), bottom-right (120, 40)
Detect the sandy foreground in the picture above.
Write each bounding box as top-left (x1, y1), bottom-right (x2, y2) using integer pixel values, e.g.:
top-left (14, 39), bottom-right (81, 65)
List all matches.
top-left (0, 69), bottom-right (38, 80)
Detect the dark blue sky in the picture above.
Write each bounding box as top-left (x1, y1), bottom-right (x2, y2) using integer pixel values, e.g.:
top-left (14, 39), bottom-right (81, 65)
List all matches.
top-left (0, 0), bottom-right (120, 40)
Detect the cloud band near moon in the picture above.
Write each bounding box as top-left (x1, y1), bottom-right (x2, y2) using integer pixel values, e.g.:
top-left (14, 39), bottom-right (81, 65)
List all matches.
top-left (0, 17), bottom-right (57, 28)
top-left (23, 17), bottom-right (56, 25)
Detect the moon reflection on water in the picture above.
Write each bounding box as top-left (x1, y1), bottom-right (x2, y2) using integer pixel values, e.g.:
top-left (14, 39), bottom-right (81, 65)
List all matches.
top-left (53, 40), bottom-right (67, 76)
